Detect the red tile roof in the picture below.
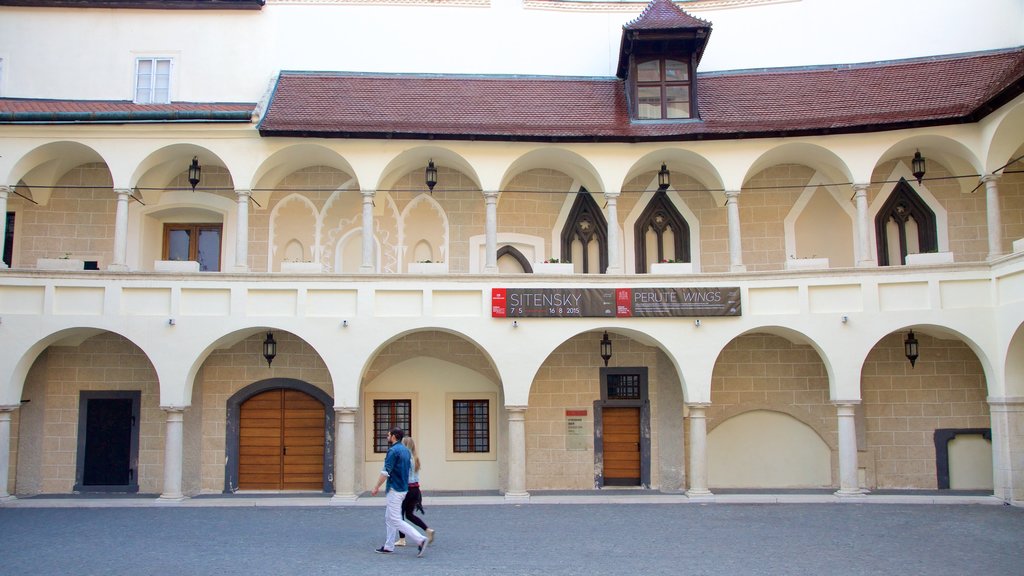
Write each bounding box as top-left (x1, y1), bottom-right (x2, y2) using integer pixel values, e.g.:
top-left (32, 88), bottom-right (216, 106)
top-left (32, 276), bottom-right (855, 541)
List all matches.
top-left (258, 48), bottom-right (1024, 142)
top-left (0, 99), bottom-right (256, 123)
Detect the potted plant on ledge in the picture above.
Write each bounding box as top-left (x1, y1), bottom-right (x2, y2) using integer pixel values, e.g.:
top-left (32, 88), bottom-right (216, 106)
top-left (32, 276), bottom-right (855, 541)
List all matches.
top-left (649, 259), bottom-right (693, 274)
top-left (533, 258), bottom-right (574, 274)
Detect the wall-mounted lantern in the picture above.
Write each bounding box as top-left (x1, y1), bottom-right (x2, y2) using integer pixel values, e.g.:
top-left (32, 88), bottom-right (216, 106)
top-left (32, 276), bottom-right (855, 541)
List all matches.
top-left (600, 331), bottom-right (612, 367)
top-left (263, 331), bottom-right (277, 367)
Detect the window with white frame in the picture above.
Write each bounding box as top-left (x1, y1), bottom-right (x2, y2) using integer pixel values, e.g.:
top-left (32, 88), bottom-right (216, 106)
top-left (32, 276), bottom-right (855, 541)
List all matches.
top-left (134, 58), bottom-right (171, 104)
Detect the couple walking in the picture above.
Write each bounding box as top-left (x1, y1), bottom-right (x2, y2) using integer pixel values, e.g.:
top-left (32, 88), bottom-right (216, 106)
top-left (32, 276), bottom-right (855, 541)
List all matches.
top-left (371, 427), bottom-right (435, 557)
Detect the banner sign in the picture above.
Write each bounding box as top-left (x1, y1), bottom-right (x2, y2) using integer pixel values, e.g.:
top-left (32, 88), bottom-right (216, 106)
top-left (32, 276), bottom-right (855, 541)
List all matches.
top-left (491, 287), bottom-right (741, 318)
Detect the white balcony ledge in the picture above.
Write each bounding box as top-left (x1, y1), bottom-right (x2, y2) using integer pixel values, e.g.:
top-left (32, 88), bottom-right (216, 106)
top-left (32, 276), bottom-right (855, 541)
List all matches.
top-left (279, 262), bottom-right (323, 274)
top-left (154, 260), bottom-right (200, 273)
top-left (37, 258), bottom-right (84, 271)
top-left (532, 263), bottom-right (574, 275)
top-left (649, 262), bottom-right (694, 274)
top-left (785, 258), bottom-right (830, 271)
top-left (407, 262), bottom-right (448, 274)
top-left (905, 252), bottom-right (954, 266)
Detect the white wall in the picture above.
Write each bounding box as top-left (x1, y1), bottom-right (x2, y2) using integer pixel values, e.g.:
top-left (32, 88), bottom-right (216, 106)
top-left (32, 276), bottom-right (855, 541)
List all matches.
top-left (0, 0), bottom-right (1020, 102)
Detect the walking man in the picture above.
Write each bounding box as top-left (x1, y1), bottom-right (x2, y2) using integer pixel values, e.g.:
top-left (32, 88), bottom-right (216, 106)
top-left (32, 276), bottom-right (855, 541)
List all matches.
top-left (371, 427), bottom-right (428, 557)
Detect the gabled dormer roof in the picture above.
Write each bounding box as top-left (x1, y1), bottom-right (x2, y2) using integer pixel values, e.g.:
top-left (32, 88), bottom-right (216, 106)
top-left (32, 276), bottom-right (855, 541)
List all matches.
top-left (623, 0), bottom-right (711, 31)
top-left (616, 0), bottom-right (712, 78)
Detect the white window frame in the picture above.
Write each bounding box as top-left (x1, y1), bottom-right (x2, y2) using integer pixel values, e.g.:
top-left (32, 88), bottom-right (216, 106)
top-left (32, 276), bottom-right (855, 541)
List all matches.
top-left (133, 57), bottom-right (173, 104)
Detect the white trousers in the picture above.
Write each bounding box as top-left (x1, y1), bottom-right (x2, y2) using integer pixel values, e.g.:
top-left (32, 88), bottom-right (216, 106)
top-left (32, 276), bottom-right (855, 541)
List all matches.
top-left (384, 489), bottom-right (425, 550)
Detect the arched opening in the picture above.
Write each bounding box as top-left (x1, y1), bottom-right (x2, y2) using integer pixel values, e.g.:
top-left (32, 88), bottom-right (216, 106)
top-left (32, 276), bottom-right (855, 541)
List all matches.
top-left (225, 379), bottom-right (334, 493)
top-left (560, 188), bottom-right (607, 274)
top-left (875, 178), bottom-right (937, 266)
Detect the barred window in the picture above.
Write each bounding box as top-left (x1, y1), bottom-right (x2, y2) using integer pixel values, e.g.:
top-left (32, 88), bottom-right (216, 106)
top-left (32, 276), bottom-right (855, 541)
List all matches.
top-left (607, 373), bottom-right (641, 400)
top-left (453, 399), bottom-right (489, 453)
top-left (373, 399), bottom-right (411, 453)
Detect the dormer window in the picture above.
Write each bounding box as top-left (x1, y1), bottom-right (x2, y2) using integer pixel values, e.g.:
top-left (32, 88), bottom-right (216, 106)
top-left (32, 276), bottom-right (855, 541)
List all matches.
top-left (636, 58), bottom-right (691, 119)
top-left (616, 0), bottom-right (711, 123)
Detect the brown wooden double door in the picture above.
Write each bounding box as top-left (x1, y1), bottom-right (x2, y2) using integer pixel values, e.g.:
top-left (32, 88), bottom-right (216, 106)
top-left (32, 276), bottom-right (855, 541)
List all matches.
top-left (602, 406), bottom-right (641, 486)
top-left (238, 389), bottom-right (325, 490)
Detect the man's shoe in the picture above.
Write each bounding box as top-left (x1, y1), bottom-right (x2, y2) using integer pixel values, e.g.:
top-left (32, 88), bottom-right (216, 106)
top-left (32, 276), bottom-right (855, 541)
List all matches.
top-left (395, 538), bottom-right (406, 547)
top-left (375, 546), bottom-right (392, 554)
top-left (417, 539), bottom-right (428, 558)
top-left (426, 528), bottom-right (435, 544)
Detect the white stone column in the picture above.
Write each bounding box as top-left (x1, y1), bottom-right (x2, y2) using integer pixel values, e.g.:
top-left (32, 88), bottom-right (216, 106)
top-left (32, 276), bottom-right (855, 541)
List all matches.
top-left (109, 188), bottom-right (132, 271)
top-left (505, 405), bottom-right (530, 501)
top-left (686, 403), bottom-right (713, 499)
top-left (604, 191), bottom-right (623, 274)
top-left (0, 405), bottom-right (19, 501)
top-left (983, 175), bottom-right (1004, 260)
top-left (0, 186), bottom-right (9, 269)
top-left (483, 191), bottom-right (499, 273)
top-left (853, 184), bottom-right (875, 267)
top-left (332, 407), bottom-right (358, 503)
top-left (234, 189), bottom-right (251, 272)
top-left (360, 190), bottom-right (376, 273)
top-left (158, 407), bottom-right (186, 502)
top-left (834, 402), bottom-right (864, 497)
top-left (988, 397), bottom-right (1024, 502)
top-left (725, 190), bottom-right (746, 272)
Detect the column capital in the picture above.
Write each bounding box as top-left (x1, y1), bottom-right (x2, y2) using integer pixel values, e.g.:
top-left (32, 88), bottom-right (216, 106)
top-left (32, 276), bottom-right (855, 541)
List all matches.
top-left (724, 189), bottom-right (741, 200)
top-left (852, 183), bottom-right (870, 194)
top-left (505, 404), bottom-right (529, 413)
top-left (361, 189), bottom-right (377, 198)
top-left (603, 190), bottom-right (621, 199)
top-left (235, 188), bottom-right (252, 198)
top-left (988, 396), bottom-right (1024, 409)
top-left (832, 399), bottom-right (861, 407)
top-left (482, 190), bottom-right (500, 200)
top-left (0, 184), bottom-right (10, 196)
top-left (113, 187), bottom-right (133, 196)
top-left (980, 173), bottom-right (1002, 184)
top-left (0, 404), bottom-right (20, 414)
top-left (160, 406), bottom-right (188, 415)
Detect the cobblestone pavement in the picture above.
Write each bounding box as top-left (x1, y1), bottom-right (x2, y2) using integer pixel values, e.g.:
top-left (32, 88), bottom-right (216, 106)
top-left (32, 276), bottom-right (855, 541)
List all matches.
top-left (1, 502), bottom-right (1022, 575)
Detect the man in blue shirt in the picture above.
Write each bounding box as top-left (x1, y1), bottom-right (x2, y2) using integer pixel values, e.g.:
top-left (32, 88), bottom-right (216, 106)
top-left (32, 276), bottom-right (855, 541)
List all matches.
top-left (371, 427), bottom-right (428, 557)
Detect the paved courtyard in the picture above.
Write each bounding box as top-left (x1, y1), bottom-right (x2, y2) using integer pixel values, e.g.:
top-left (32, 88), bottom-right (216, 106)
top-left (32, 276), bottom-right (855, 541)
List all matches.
top-left (1, 501), bottom-right (1022, 575)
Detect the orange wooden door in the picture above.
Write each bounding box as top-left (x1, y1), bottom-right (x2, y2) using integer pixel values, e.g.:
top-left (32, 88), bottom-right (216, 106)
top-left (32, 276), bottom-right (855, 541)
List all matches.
top-left (603, 407), bottom-right (641, 485)
top-left (239, 389), bottom-right (324, 490)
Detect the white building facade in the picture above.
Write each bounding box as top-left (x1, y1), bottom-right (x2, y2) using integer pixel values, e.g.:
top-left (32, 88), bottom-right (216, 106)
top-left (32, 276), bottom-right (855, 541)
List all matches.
top-left (0, 0), bottom-right (1023, 503)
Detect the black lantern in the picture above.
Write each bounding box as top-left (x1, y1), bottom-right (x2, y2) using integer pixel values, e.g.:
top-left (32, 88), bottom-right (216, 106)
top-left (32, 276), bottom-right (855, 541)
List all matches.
top-left (262, 331), bottom-right (277, 367)
top-left (911, 150), bottom-right (926, 185)
top-left (188, 156), bottom-right (202, 192)
top-left (904, 330), bottom-right (919, 368)
top-left (600, 331), bottom-right (612, 367)
top-left (425, 160), bottom-right (438, 193)
top-left (658, 163), bottom-right (670, 190)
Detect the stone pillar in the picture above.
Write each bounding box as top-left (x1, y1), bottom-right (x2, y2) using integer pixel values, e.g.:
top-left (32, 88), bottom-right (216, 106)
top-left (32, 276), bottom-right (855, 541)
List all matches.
top-left (685, 403), bottom-right (713, 499)
top-left (853, 184), bottom-right (874, 267)
top-left (605, 191), bottom-right (623, 274)
top-left (834, 402), bottom-right (864, 497)
top-left (983, 175), bottom-right (1004, 260)
top-left (725, 190), bottom-right (745, 272)
top-left (505, 405), bottom-right (530, 501)
top-left (234, 189), bottom-right (251, 272)
top-left (332, 407), bottom-right (358, 503)
top-left (988, 397), bottom-right (1024, 502)
top-left (158, 407), bottom-right (186, 502)
top-left (0, 405), bottom-right (19, 501)
top-left (109, 188), bottom-right (132, 271)
top-left (483, 191), bottom-right (499, 273)
top-left (360, 190), bottom-right (376, 273)
top-left (0, 186), bottom-right (9, 269)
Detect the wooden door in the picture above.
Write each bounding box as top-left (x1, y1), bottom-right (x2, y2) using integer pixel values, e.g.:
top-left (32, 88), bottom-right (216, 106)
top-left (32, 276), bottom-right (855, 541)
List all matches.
top-left (602, 406), bottom-right (641, 486)
top-left (239, 389), bottom-right (325, 490)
